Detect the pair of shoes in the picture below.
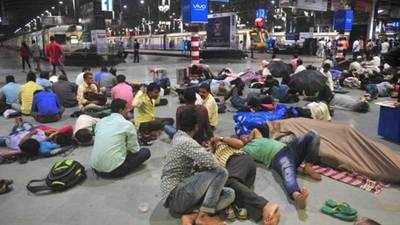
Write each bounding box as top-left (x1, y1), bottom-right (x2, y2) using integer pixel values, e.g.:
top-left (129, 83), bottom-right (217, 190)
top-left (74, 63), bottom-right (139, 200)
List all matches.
top-left (225, 205), bottom-right (248, 221)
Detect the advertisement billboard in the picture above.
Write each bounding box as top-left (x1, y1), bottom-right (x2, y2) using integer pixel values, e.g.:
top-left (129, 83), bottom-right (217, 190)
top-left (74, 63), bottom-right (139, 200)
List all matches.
top-left (101, 0), bottom-right (113, 12)
top-left (91, 30), bottom-right (108, 55)
top-left (334, 10), bottom-right (353, 32)
top-left (296, 0), bottom-right (328, 11)
top-left (207, 13), bottom-right (236, 48)
top-left (181, 0), bottom-right (208, 24)
top-left (256, 9), bottom-right (267, 19)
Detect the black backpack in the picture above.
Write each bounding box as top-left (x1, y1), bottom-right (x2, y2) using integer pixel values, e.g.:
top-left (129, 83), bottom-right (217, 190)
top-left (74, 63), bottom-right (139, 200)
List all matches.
top-left (27, 159), bottom-right (86, 193)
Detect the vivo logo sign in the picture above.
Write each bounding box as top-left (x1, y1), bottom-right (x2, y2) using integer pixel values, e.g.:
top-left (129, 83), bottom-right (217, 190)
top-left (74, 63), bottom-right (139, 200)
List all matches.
top-left (193, 3), bottom-right (207, 10)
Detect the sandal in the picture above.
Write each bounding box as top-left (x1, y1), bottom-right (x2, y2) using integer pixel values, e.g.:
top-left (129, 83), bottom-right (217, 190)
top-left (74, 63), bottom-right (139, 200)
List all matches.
top-left (325, 199), bottom-right (357, 216)
top-left (0, 181), bottom-right (12, 195)
top-left (321, 205), bottom-right (357, 222)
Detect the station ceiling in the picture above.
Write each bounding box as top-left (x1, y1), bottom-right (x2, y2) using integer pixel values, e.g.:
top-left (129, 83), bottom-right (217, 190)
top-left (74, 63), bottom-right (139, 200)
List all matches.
top-left (1, 0), bottom-right (400, 37)
top-left (0, 0), bottom-right (55, 36)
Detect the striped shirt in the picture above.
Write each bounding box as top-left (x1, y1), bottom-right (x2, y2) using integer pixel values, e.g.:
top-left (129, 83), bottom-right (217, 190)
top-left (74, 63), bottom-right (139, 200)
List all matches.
top-left (214, 143), bottom-right (244, 167)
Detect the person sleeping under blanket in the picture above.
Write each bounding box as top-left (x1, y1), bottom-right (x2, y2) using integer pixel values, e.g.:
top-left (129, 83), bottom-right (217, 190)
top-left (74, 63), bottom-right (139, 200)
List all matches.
top-left (266, 118), bottom-right (400, 184)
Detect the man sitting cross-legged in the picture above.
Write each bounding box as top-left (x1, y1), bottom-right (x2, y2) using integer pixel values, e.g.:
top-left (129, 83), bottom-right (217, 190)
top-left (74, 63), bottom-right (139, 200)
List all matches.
top-left (161, 106), bottom-right (234, 225)
top-left (91, 99), bottom-right (150, 178)
top-left (133, 82), bottom-right (174, 144)
top-left (77, 72), bottom-right (107, 113)
top-left (240, 128), bottom-right (322, 209)
top-left (209, 136), bottom-right (280, 225)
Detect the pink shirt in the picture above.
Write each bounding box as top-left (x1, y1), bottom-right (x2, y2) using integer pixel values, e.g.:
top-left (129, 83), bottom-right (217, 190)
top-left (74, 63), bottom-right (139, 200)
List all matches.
top-left (111, 83), bottom-right (134, 111)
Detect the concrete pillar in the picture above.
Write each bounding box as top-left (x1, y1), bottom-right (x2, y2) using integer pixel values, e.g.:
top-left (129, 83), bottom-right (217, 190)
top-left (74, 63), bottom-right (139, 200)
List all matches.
top-left (368, 0), bottom-right (378, 39)
top-left (191, 34), bottom-right (200, 64)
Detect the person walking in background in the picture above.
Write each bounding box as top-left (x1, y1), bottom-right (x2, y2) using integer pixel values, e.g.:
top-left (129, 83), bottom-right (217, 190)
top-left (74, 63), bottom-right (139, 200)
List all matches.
top-left (352, 38), bottom-right (361, 59)
top-left (30, 40), bottom-right (41, 72)
top-left (45, 36), bottom-right (66, 76)
top-left (133, 39), bottom-right (140, 63)
top-left (20, 42), bottom-right (31, 72)
top-left (381, 39), bottom-right (390, 55)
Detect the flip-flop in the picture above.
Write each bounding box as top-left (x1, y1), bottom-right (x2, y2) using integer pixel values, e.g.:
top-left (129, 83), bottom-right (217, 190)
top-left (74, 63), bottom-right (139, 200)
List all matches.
top-left (0, 179), bottom-right (13, 186)
top-left (0, 182), bottom-right (12, 195)
top-left (325, 199), bottom-right (357, 216)
top-left (321, 206), bottom-right (358, 222)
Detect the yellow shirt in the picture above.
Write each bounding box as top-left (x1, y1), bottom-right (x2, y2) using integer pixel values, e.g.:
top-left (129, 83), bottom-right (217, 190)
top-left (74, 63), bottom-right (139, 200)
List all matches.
top-left (202, 94), bottom-right (219, 127)
top-left (133, 90), bottom-right (155, 127)
top-left (214, 143), bottom-right (244, 167)
top-left (77, 83), bottom-right (99, 109)
top-left (20, 81), bottom-right (43, 114)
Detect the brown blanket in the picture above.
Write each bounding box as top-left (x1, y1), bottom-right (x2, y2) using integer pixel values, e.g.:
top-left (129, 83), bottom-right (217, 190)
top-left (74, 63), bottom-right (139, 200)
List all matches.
top-left (268, 118), bottom-right (400, 184)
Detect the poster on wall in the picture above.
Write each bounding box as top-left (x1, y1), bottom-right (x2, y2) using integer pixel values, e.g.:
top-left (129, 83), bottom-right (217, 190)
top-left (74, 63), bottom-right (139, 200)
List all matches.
top-left (207, 13), bottom-right (236, 48)
top-left (331, 0), bottom-right (348, 11)
top-left (354, 0), bottom-right (373, 13)
top-left (296, 0), bottom-right (328, 11)
top-left (91, 30), bottom-right (108, 55)
top-left (279, 0), bottom-right (294, 8)
top-left (334, 10), bottom-right (353, 32)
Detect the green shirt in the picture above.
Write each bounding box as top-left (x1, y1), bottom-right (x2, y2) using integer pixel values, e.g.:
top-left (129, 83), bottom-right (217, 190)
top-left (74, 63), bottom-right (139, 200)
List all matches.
top-left (243, 138), bottom-right (286, 167)
top-left (90, 113), bottom-right (139, 172)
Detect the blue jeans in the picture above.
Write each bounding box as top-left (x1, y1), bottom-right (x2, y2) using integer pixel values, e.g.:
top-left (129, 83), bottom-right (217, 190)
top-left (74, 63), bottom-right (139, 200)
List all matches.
top-left (366, 84), bottom-right (378, 98)
top-left (271, 131), bottom-right (320, 197)
top-left (0, 136), bottom-right (8, 147)
top-left (164, 125), bottom-right (177, 139)
top-left (166, 167), bottom-right (235, 217)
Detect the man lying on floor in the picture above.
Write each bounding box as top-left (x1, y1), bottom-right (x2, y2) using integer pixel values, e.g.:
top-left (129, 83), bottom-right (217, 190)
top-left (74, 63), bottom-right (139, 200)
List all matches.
top-left (267, 118), bottom-right (400, 184)
top-left (209, 135), bottom-right (280, 225)
top-left (161, 106), bottom-right (234, 225)
top-left (230, 128), bottom-right (322, 209)
top-left (0, 118), bottom-right (73, 162)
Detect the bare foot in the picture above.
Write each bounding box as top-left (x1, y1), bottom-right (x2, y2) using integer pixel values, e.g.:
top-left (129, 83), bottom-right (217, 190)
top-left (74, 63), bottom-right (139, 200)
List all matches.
top-left (293, 188), bottom-right (309, 209)
top-left (304, 164), bottom-right (321, 181)
top-left (181, 213), bottom-right (198, 225)
top-left (262, 202), bottom-right (280, 225)
top-left (196, 212), bottom-right (226, 225)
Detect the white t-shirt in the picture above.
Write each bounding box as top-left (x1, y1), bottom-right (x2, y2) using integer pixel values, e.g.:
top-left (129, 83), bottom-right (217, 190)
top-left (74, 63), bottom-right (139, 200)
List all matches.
top-left (75, 72), bottom-right (85, 86)
top-left (381, 42), bottom-right (390, 54)
top-left (353, 40), bottom-right (360, 52)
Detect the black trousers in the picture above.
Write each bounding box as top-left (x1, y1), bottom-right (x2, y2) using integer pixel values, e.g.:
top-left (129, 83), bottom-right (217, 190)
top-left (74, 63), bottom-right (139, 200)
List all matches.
top-left (139, 117), bottom-right (174, 133)
top-left (226, 155), bottom-right (268, 222)
top-left (133, 52), bottom-right (139, 63)
top-left (22, 58), bottom-right (31, 70)
top-left (95, 148), bottom-right (151, 178)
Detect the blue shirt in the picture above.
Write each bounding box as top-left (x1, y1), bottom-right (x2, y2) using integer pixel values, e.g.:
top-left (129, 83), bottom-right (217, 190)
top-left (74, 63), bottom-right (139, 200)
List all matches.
top-left (0, 82), bottom-right (21, 105)
top-left (36, 78), bottom-right (52, 89)
top-left (39, 141), bottom-right (60, 155)
top-left (32, 90), bottom-right (61, 116)
top-left (94, 71), bottom-right (110, 84)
